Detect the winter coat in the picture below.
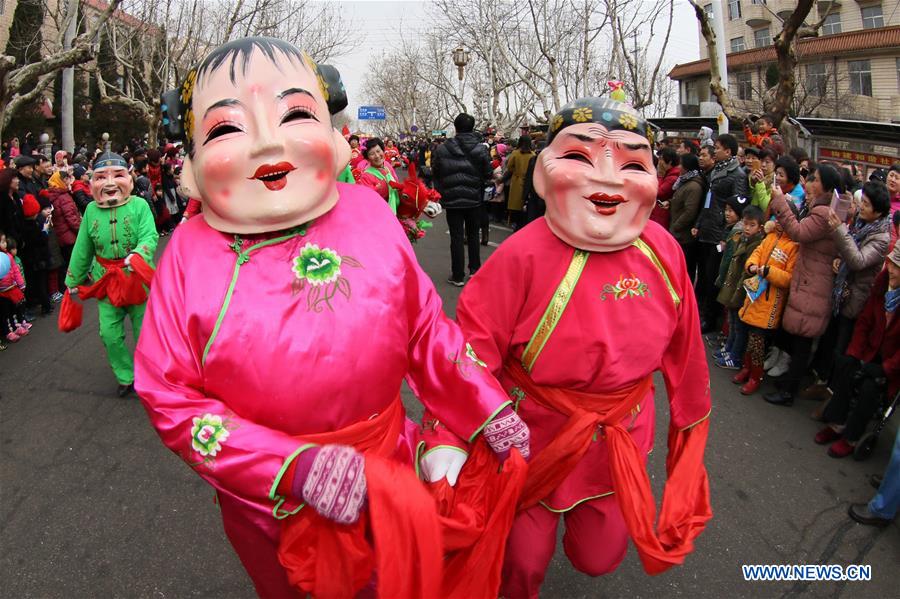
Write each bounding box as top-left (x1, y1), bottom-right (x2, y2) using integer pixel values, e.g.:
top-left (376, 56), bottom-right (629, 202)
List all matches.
top-left (717, 230), bottom-right (765, 309)
top-left (0, 193), bottom-right (25, 245)
top-left (20, 219), bottom-right (50, 272)
top-left (71, 180), bottom-right (92, 213)
top-left (669, 175), bottom-right (703, 245)
top-left (771, 191), bottom-right (838, 338)
top-left (432, 132), bottom-right (493, 210)
top-left (504, 149), bottom-right (535, 212)
top-left (695, 160), bottom-right (748, 244)
top-left (0, 251), bottom-right (25, 292)
top-left (847, 271), bottom-right (900, 398)
top-left (650, 165), bottom-right (680, 229)
top-left (17, 174), bottom-right (43, 201)
top-left (831, 218), bottom-right (891, 319)
top-left (48, 188), bottom-right (82, 247)
top-left (738, 230), bottom-right (798, 330)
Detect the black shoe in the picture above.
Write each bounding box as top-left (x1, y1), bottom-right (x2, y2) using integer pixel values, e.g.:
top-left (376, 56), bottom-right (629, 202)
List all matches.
top-left (764, 390), bottom-right (794, 406)
top-left (40, 305), bottom-right (54, 316)
top-left (848, 503), bottom-right (892, 528)
top-left (117, 383), bottom-right (135, 398)
top-left (23, 310), bottom-right (37, 323)
top-left (446, 277), bottom-right (465, 288)
top-left (870, 475), bottom-right (883, 490)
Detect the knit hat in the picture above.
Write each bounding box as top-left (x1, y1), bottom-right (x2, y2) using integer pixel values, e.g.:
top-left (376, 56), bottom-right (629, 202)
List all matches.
top-left (21, 193), bottom-right (40, 218)
top-left (724, 194), bottom-right (750, 218)
top-left (888, 244), bottom-right (900, 269)
top-left (73, 165), bottom-right (87, 180)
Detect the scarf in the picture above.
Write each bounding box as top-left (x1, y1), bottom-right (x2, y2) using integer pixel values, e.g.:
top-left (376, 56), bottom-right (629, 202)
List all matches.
top-left (887, 287), bottom-right (900, 313)
top-left (710, 157), bottom-right (737, 179)
top-left (673, 169), bottom-right (700, 191)
top-left (832, 215), bottom-right (891, 315)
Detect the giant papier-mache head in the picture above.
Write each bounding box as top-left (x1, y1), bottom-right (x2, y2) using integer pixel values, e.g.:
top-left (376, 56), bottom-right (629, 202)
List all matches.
top-left (91, 151), bottom-right (135, 208)
top-left (160, 37), bottom-right (351, 234)
top-left (535, 97), bottom-right (659, 252)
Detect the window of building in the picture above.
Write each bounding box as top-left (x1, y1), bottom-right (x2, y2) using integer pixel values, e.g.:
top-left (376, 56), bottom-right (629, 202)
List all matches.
top-left (821, 13), bottom-right (841, 35)
top-left (861, 5), bottom-right (884, 29)
top-left (683, 79), bottom-right (700, 105)
top-left (730, 36), bottom-right (746, 52)
top-left (848, 60), bottom-right (872, 96)
top-left (896, 58), bottom-right (900, 93)
top-left (806, 63), bottom-right (828, 96)
top-left (754, 28), bottom-right (771, 48)
top-left (704, 3), bottom-right (713, 19)
top-left (728, 0), bottom-right (742, 20)
top-left (0, 0), bottom-right (4, 15)
top-left (737, 72), bottom-right (753, 100)
top-left (750, 0), bottom-right (766, 4)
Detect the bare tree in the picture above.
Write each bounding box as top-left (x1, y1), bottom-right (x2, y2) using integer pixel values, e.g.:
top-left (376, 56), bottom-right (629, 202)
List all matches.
top-left (687, 0), bottom-right (835, 143)
top-left (95, 0), bottom-right (355, 145)
top-left (610, 0), bottom-right (675, 111)
top-left (0, 0), bottom-right (125, 139)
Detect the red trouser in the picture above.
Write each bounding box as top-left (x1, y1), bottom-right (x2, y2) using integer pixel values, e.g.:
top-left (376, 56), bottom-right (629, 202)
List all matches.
top-left (501, 495), bottom-right (628, 599)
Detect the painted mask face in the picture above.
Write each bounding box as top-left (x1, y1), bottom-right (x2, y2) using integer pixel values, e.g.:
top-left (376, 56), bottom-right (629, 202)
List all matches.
top-left (181, 48), bottom-right (350, 233)
top-left (534, 123), bottom-right (657, 252)
top-left (90, 166), bottom-right (134, 207)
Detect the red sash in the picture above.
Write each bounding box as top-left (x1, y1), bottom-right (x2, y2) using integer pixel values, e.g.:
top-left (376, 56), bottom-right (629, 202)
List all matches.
top-left (506, 359), bottom-right (711, 575)
top-left (58, 255), bottom-right (155, 332)
top-left (277, 397), bottom-right (527, 598)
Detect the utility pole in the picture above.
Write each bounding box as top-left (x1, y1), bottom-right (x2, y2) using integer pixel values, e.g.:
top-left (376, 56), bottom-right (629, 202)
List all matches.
top-left (61, 0), bottom-right (79, 153)
top-left (711, 0), bottom-right (729, 133)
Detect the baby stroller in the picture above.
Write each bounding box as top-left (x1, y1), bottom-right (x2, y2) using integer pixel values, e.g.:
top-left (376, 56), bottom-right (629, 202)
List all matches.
top-left (854, 389), bottom-right (899, 461)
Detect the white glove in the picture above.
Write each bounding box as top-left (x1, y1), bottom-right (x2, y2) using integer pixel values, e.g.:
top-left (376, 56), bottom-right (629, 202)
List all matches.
top-left (67, 287), bottom-right (79, 296)
top-left (124, 253), bottom-right (134, 269)
top-left (423, 201), bottom-right (443, 218)
top-left (419, 446), bottom-right (468, 487)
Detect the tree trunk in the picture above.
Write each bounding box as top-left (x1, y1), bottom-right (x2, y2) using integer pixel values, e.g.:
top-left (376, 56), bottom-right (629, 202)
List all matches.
top-left (61, 0), bottom-right (78, 153)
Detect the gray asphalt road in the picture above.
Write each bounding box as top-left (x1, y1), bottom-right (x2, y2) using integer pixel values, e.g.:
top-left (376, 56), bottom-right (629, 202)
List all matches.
top-left (2, 220), bottom-right (897, 599)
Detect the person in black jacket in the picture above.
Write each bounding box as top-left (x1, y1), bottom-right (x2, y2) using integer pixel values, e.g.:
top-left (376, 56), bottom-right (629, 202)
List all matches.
top-left (432, 113), bottom-right (493, 286)
top-left (15, 155), bottom-right (43, 200)
top-left (691, 134), bottom-right (748, 332)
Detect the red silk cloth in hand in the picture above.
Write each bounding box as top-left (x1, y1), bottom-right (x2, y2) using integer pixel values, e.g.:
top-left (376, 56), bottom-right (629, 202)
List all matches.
top-left (505, 359), bottom-right (711, 575)
top-left (277, 397), bottom-right (527, 598)
top-left (57, 290), bottom-right (84, 332)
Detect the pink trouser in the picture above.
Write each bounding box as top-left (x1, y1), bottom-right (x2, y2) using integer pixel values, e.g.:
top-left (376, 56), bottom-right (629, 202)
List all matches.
top-left (500, 495), bottom-right (629, 599)
top-left (218, 492), bottom-right (302, 598)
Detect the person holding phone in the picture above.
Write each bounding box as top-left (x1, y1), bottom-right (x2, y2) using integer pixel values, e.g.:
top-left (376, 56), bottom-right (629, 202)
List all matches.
top-left (764, 164), bottom-right (841, 406)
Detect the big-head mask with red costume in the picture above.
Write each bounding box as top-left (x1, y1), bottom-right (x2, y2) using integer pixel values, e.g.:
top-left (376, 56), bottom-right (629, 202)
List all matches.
top-left (161, 37), bottom-right (350, 234)
top-left (535, 97), bottom-right (658, 252)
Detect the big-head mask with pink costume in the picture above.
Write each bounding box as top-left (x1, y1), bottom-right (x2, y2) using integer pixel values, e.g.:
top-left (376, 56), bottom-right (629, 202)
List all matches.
top-left (161, 37), bottom-right (350, 234)
top-left (535, 97), bottom-right (658, 252)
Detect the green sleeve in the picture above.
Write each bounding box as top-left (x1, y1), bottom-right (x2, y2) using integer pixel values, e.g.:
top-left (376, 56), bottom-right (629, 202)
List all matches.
top-left (337, 164), bottom-right (355, 184)
top-left (130, 198), bottom-right (160, 266)
top-left (65, 204), bottom-right (97, 288)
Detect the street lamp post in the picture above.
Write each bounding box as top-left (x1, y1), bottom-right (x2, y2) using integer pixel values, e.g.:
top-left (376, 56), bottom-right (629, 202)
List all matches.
top-left (452, 46), bottom-right (470, 105)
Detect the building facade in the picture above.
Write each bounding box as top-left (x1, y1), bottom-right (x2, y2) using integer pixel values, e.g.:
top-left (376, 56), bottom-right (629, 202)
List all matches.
top-left (669, 0), bottom-right (900, 123)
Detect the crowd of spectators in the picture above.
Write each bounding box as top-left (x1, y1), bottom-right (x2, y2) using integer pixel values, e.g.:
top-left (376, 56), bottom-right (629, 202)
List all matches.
top-left (0, 137), bottom-right (190, 351)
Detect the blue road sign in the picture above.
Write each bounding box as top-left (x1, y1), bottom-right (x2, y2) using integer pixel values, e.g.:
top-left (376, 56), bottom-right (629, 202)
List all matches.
top-left (358, 106), bottom-right (386, 120)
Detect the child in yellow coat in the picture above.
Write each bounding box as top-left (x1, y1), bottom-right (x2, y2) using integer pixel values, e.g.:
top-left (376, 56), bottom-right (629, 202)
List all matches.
top-left (735, 219), bottom-right (799, 394)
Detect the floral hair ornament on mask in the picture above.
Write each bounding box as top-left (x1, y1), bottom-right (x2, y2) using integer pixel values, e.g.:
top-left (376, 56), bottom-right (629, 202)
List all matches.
top-left (547, 96), bottom-right (654, 147)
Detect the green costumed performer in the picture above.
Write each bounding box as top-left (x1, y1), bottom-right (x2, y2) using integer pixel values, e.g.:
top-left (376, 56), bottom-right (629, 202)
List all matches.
top-left (64, 152), bottom-right (159, 397)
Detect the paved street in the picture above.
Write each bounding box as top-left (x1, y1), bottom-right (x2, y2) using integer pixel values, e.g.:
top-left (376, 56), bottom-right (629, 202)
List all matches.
top-left (1, 220), bottom-right (897, 599)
